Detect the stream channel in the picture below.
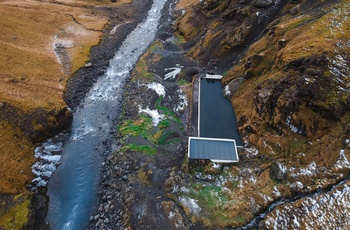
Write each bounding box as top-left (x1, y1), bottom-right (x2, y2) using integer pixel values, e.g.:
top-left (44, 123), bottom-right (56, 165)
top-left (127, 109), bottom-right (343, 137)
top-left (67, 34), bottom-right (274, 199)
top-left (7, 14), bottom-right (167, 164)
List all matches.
top-left (37, 0), bottom-right (169, 229)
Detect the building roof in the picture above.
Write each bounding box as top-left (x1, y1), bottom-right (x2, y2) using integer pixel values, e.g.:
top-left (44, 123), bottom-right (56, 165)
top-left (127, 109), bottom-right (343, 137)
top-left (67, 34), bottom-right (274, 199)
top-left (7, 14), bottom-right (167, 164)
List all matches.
top-left (205, 74), bottom-right (223, 80)
top-left (188, 137), bottom-right (239, 163)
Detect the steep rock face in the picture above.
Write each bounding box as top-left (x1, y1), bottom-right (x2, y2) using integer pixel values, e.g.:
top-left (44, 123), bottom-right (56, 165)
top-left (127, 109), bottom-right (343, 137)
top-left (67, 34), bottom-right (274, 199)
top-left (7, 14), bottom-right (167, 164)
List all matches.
top-left (175, 0), bottom-right (350, 228)
top-left (260, 179), bottom-right (350, 229)
top-left (0, 103), bottom-right (72, 142)
top-left (176, 0), bottom-right (349, 164)
top-left (176, 0), bottom-right (290, 69)
top-left (223, 0), bottom-right (350, 166)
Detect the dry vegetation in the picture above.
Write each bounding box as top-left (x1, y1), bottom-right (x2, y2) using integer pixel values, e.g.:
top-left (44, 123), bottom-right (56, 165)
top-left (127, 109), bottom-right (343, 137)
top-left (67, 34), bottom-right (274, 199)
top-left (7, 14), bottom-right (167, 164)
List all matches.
top-left (0, 122), bottom-right (35, 194)
top-left (0, 0), bottom-right (112, 110)
top-left (174, 0), bottom-right (350, 228)
top-left (0, 0), bottom-right (131, 227)
top-left (175, 0), bottom-right (198, 10)
top-left (223, 1), bottom-right (350, 166)
top-left (0, 0), bottom-right (125, 194)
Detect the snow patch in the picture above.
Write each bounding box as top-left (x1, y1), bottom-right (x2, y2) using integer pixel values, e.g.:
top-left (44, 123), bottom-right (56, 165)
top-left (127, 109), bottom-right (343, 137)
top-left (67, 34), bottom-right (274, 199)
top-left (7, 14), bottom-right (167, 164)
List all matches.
top-left (286, 115), bottom-right (303, 134)
top-left (164, 65), bottom-right (183, 80)
top-left (139, 81), bottom-right (166, 96)
top-left (173, 89), bottom-right (188, 111)
top-left (291, 161), bottom-right (317, 177)
top-left (179, 197), bottom-right (201, 215)
top-left (272, 186), bottom-right (281, 197)
top-left (264, 181), bottom-right (350, 229)
top-left (109, 24), bottom-right (121, 35)
top-left (138, 106), bottom-right (165, 126)
top-left (212, 162), bottom-right (221, 169)
top-left (224, 85), bottom-right (231, 96)
top-left (259, 193), bottom-right (273, 205)
top-left (333, 149), bottom-right (350, 169)
top-left (53, 38), bottom-right (74, 49)
top-left (180, 187), bottom-right (190, 193)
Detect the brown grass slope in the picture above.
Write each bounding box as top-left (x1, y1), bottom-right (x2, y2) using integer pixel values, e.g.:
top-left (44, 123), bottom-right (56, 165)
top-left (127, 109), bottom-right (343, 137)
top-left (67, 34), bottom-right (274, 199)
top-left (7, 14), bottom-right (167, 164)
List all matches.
top-left (176, 0), bottom-right (350, 168)
top-left (0, 0), bottom-right (130, 228)
top-left (224, 0), bottom-right (350, 166)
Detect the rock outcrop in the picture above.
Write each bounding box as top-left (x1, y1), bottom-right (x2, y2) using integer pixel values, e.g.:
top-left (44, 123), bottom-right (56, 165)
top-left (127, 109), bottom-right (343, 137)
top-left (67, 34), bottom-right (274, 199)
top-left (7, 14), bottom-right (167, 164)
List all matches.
top-left (174, 0), bottom-right (350, 228)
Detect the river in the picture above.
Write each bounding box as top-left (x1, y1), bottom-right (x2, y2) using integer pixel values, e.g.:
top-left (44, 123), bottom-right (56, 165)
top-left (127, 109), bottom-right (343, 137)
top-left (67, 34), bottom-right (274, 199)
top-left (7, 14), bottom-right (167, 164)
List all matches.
top-left (45, 0), bottom-right (169, 229)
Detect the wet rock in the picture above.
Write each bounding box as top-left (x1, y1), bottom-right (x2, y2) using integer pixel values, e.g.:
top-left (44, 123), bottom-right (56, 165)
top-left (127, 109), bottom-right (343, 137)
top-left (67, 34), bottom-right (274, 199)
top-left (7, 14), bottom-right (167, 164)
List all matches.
top-left (85, 62), bottom-right (92, 67)
top-left (270, 162), bottom-right (288, 182)
top-left (305, 68), bottom-right (318, 76)
top-left (290, 5), bottom-right (300, 15)
top-left (253, 0), bottom-right (274, 8)
top-left (224, 77), bottom-right (244, 99)
top-left (93, 214), bottom-right (100, 221)
top-left (290, 181), bottom-right (304, 193)
top-left (122, 175), bottom-right (128, 181)
top-left (277, 39), bottom-right (287, 50)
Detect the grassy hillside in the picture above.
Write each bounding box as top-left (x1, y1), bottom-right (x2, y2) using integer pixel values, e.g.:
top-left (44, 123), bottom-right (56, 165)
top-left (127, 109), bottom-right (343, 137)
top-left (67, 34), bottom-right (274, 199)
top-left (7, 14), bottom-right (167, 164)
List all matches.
top-left (0, 0), bottom-right (130, 228)
top-left (224, 0), bottom-right (350, 165)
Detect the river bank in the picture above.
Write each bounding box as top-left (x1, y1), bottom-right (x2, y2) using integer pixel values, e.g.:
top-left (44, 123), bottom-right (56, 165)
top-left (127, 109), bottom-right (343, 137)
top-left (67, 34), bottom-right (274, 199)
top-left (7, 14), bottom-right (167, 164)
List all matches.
top-left (86, 1), bottom-right (202, 229)
top-left (45, 0), bottom-right (179, 229)
top-left (64, 0), bottom-right (154, 110)
top-left (0, 0), bottom-right (155, 229)
top-left (88, 0), bottom-right (350, 229)
top-left (24, 0), bottom-right (158, 229)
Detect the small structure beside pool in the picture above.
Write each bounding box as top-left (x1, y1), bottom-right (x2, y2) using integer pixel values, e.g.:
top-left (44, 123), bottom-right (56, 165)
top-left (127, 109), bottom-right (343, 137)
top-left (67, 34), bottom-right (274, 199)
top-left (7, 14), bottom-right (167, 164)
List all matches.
top-left (188, 137), bottom-right (239, 163)
top-left (188, 74), bottom-right (241, 163)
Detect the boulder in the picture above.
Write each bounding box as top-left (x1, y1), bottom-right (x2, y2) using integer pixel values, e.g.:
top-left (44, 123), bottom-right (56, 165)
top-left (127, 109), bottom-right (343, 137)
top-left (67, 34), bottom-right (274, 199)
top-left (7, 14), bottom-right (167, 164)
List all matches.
top-left (253, 0), bottom-right (274, 8)
top-left (224, 77), bottom-right (244, 100)
top-left (270, 161), bottom-right (288, 182)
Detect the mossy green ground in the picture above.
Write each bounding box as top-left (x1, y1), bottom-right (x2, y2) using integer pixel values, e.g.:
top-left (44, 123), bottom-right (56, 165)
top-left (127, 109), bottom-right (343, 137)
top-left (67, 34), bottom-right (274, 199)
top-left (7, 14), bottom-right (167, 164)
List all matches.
top-left (0, 194), bottom-right (31, 230)
top-left (118, 42), bottom-right (184, 156)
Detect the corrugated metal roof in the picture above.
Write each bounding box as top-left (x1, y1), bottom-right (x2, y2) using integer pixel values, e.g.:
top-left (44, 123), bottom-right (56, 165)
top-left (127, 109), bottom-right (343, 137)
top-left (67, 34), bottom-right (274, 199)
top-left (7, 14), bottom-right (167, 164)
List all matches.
top-left (188, 137), bottom-right (239, 162)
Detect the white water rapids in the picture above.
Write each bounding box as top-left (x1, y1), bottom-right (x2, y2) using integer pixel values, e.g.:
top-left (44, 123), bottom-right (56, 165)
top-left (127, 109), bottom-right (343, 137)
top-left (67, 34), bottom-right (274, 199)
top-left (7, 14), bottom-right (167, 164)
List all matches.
top-left (44, 0), bottom-right (169, 229)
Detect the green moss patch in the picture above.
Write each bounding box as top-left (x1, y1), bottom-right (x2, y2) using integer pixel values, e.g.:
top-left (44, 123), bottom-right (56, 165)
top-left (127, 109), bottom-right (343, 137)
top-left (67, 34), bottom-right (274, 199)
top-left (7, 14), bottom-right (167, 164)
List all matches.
top-left (118, 95), bottom-right (182, 156)
top-left (0, 193), bottom-right (31, 230)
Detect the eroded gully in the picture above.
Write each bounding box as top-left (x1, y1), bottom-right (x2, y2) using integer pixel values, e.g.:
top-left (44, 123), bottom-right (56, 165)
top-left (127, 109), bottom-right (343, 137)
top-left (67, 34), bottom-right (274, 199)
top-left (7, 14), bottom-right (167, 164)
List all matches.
top-left (43, 0), bottom-right (169, 229)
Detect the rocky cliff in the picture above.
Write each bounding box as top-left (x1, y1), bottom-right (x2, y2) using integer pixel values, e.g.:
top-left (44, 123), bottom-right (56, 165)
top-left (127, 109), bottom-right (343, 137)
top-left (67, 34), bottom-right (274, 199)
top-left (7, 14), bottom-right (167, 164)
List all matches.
top-left (173, 0), bottom-right (350, 228)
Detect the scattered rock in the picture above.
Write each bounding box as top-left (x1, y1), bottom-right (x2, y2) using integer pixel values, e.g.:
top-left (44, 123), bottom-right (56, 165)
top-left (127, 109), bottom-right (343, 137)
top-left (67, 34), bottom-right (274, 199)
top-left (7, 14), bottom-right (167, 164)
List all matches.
top-left (290, 5), bottom-right (300, 15)
top-left (93, 214), bottom-right (100, 221)
top-left (253, 0), bottom-right (274, 8)
top-left (270, 162), bottom-right (288, 182)
top-left (290, 181), bottom-right (304, 193)
top-left (85, 62), bottom-right (93, 67)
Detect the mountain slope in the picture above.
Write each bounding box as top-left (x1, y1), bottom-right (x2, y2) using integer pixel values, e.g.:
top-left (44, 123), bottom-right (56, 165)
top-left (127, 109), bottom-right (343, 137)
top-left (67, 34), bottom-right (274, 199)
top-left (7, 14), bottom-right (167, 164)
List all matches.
top-left (174, 0), bottom-right (350, 228)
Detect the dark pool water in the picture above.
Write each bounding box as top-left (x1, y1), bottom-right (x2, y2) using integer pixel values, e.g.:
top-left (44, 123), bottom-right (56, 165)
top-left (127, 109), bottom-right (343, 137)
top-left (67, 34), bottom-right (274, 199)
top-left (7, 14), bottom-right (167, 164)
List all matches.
top-left (199, 78), bottom-right (243, 146)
